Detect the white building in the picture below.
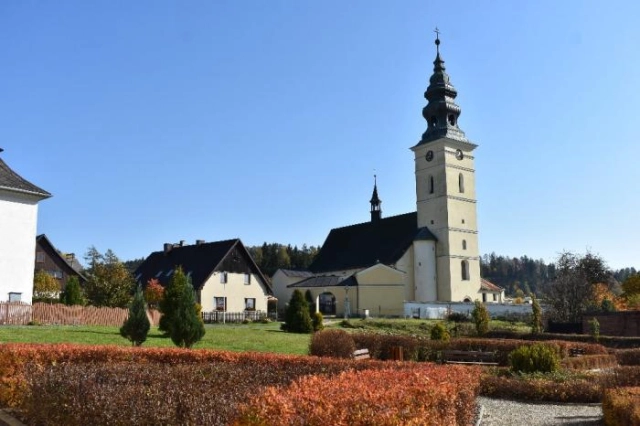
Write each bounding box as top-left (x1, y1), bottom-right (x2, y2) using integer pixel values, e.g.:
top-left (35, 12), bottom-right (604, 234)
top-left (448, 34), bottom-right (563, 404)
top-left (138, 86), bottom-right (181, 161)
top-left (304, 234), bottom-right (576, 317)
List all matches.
top-left (0, 149), bottom-right (51, 304)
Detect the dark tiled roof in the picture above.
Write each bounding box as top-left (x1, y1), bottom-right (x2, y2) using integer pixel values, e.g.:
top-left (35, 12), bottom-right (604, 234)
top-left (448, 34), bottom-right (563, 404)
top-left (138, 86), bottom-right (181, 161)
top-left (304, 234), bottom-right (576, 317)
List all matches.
top-left (309, 212), bottom-right (436, 273)
top-left (288, 275), bottom-right (358, 288)
top-left (0, 157), bottom-right (51, 199)
top-left (35, 234), bottom-right (88, 282)
top-left (279, 269), bottom-right (314, 278)
top-left (481, 279), bottom-right (503, 292)
top-left (135, 239), bottom-right (271, 293)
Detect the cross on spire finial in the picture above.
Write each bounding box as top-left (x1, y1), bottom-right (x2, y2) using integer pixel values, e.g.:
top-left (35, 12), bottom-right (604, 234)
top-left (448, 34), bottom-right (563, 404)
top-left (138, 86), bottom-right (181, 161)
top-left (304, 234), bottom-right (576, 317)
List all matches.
top-left (434, 27), bottom-right (441, 54)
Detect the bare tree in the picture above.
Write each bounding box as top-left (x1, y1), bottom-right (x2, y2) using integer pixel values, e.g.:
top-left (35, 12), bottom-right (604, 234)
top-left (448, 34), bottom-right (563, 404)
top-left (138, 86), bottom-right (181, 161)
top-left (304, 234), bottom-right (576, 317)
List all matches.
top-left (542, 251), bottom-right (611, 322)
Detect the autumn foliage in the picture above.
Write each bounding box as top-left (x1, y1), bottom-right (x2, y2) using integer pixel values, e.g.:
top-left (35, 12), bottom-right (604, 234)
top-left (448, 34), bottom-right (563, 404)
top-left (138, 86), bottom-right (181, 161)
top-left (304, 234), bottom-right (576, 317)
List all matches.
top-left (602, 387), bottom-right (640, 426)
top-left (235, 365), bottom-right (481, 426)
top-left (0, 343), bottom-right (482, 425)
top-left (143, 278), bottom-right (164, 307)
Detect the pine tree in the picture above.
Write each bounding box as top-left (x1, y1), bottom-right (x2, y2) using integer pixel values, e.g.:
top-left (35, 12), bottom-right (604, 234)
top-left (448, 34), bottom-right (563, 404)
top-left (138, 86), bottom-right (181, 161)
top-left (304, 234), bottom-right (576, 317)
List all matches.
top-left (60, 276), bottom-right (85, 306)
top-left (120, 286), bottom-right (150, 346)
top-left (471, 300), bottom-right (490, 336)
top-left (531, 294), bottom-right (543, 334)
top-left (305, 289), bottom-right (315, 316)
top-left (282, 289), bottom-right (313, 333)
top-left (159, 267), bottom-right (205, 348)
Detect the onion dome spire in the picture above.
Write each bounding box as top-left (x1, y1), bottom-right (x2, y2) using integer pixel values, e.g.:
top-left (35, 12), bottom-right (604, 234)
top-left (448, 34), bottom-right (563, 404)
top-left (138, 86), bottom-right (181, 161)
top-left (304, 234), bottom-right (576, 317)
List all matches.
top-left (370, 174), bottom-right (381, 222)
top-left (417, 28), bottom-right (468, 146)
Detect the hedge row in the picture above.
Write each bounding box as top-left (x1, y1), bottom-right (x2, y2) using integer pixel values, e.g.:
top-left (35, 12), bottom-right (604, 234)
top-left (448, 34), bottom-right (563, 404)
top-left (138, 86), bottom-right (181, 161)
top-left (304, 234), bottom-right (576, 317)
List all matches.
top-left (561, 354), bottom-right (618, 370)
top-left (310, 331), bottom-right (608, 366)
top-left (602, 387), bottom-right (640, 426)
top-left (480, 373), bottom-right (603, 403)
top-left (615, 349), bottom-right (640, 366)
top-left (2, 343), bottom-right (482, 425)
top-left (485, 330), bottom-right (640, 349)
top-left (235, 365), bottom-right (481, 426)
top-left (0, 343), bottom-right (382, 408)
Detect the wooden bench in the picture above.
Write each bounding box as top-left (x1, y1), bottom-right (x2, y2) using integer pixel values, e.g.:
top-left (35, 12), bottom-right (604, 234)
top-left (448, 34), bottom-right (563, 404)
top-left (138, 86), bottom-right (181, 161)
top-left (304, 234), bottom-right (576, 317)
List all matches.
top-left (569, 348), bottom-right (585, 357)
top-left (442, 350), bottom-right (498, 366)
top-left (353, 348), bottom-right (371, 361)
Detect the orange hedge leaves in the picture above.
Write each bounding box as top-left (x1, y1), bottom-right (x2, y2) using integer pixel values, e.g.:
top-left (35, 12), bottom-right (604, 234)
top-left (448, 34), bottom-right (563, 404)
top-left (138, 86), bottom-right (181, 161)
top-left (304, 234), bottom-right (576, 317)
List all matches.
top-left (602, 387), bottom-right (640, 426)
top-left (235, 364), bottom-right (481, 426)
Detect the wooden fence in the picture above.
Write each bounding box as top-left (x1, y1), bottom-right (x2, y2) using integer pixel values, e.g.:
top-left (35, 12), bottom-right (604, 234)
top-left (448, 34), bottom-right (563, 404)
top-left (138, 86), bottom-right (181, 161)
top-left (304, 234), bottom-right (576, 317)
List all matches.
top-left (0, 302), bottom-right (161, 327)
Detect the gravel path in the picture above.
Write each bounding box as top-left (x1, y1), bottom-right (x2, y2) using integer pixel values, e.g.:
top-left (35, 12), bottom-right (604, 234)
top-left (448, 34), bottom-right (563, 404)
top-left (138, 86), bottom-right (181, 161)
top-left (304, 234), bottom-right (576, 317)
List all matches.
top-left (477, 397), bottom-right (603, 426)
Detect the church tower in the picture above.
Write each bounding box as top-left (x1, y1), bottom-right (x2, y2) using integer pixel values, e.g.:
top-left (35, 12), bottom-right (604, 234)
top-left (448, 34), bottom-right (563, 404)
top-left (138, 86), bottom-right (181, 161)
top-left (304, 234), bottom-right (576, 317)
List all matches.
top-left (411, 32), bottom-right (480, 301)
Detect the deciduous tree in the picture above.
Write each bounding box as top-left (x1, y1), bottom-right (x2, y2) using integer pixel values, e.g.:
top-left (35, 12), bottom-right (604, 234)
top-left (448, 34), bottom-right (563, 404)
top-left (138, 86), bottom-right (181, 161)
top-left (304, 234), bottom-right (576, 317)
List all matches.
top-left (144, 278), bottom-right (164, 308)
top-left (33, 270), bottom-right (60, 302)
top-left (83, 247), bottom-right (134, 308)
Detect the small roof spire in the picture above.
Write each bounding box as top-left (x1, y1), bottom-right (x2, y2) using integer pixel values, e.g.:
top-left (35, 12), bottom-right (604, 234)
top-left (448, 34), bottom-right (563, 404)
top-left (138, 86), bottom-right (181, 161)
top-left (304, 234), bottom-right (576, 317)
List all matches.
top-left (370, 174), bottom-right (381, 222)
top-left (434, 27), bottom-right (441, 55)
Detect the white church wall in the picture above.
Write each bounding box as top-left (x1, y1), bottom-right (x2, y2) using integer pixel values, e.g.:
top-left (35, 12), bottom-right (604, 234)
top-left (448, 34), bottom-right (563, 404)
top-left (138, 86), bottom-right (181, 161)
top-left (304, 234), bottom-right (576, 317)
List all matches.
top-left (413, 240), bottom-right (437, 301)
top-left (404, 301), bottom-right (535, 319)
top-left (0, 192), bottom-right (39, 304)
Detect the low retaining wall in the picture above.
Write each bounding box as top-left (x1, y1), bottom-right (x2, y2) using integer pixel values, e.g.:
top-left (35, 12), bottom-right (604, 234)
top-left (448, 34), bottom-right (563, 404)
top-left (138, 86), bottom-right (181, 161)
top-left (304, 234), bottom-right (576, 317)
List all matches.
top-left (404, 301), bottom-right (535, 319)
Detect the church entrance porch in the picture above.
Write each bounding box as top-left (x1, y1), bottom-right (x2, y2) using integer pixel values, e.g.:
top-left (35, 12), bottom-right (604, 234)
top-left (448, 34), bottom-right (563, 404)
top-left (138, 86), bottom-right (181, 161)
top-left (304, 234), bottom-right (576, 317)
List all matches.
top-left (319, 292), bottom-right (336, 315)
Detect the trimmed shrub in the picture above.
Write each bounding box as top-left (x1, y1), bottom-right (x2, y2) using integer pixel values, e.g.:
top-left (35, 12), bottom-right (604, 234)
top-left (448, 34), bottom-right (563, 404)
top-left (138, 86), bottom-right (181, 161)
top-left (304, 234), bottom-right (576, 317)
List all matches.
top-left (237, 365), bottom-right (482, 426)
top-left (471, 300), bottom-right (490, 335)
top-left (311, 312), bottom-right (324, 332)
top-left (281, 290), bottom-right (313, 333)
top-left (561, 354), bottom-right (618, 370)
top-left (309, 329), bottom-right (355, 358)
top-left (59, 276), bottom-right (85, 306)
top-left (509, 343), bottom-right (560, 374)
top-left (531, 294), bottom-right (543, 334)
top-left (119, 286), bottom-right (150, 346)
top-left (430, 322), bottom-right (450, 342)
top-left (602, 387), bottom-right (640, 426)
top-left (480, 373), bottom-right (603, 403)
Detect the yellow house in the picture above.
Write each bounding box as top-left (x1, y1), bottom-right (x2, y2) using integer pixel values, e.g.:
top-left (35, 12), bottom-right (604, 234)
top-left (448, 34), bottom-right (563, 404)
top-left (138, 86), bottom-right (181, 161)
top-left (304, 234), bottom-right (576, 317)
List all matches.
top-left (272, 35), bottom-right (485, 317)
top-left (136, 238), bottom-right (273, 317)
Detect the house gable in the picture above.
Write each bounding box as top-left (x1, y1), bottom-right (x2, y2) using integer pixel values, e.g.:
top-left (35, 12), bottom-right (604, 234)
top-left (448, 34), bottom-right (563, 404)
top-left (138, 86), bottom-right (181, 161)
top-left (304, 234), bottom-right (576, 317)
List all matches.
top-left (355, 263), bottom-right (405, 285)
top-left (35, 234), bottom-right (87, 288)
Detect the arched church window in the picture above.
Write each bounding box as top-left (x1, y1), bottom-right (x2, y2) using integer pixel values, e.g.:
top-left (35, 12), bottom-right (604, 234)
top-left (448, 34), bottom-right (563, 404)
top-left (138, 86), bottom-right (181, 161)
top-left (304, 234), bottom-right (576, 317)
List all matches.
top-left (461, 260), bottom-right (469, 281)
top-left (462, 240), bottom-right (467, 250)
top-left (448, 114), bottom-right (456, 126)
top-left (429, 176), bottom-right (434, 194)
top-left (430, 116), bottom-right (437, 128)
top-left (458, 173), bottom-right (464, 193)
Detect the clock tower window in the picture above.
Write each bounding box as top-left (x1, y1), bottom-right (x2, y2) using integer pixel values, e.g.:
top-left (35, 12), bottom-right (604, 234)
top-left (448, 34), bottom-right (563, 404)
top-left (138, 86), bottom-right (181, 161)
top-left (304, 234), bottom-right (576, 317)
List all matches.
top-left (461, 260), bottom-right (470, 281)
top-left (458, 173), bottom-right (465, 193)
top-left (429, 176), bottom-right (434, 194)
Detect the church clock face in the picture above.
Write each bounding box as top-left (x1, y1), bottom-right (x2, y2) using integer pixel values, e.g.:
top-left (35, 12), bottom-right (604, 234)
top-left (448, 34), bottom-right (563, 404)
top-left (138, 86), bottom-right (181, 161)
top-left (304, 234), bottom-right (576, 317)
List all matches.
top-left (455, 149), bottom-right (464, 160)
top-left (425, 150), bottom-right (434, 162)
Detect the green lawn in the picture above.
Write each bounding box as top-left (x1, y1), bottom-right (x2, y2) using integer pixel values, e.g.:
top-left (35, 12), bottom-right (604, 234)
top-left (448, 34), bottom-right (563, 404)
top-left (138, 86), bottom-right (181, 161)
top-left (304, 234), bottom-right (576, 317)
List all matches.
top-left (0, 322), bottom-right (311, 355)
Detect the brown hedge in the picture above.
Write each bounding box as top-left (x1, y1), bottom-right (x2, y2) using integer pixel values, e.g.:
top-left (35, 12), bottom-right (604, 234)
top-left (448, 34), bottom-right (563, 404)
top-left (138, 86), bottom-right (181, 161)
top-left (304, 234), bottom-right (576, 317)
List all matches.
top-left (602, 387), bottom-right (640, 426)
top-left (561, 354), bottom-right (618, 370)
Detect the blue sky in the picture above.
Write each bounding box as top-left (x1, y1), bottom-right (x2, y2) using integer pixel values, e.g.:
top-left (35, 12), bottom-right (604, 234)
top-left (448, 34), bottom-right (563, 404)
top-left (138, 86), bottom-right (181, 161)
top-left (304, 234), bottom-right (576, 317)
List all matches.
top-left (1, 1), bottom-right (639, 270)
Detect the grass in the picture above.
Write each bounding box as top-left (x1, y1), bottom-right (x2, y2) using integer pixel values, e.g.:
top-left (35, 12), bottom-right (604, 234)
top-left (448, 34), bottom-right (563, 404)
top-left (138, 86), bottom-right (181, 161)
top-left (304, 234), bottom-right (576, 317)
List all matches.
top-left (0, 322), bottom-right (311, 355)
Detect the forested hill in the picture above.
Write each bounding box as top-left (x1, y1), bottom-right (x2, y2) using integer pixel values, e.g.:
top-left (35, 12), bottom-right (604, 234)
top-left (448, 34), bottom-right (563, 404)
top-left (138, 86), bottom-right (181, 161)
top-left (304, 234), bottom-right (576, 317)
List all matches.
top-left (246, 243), bottom-right (320, 278)
top-left (480, 253), bottom-right (636, 297)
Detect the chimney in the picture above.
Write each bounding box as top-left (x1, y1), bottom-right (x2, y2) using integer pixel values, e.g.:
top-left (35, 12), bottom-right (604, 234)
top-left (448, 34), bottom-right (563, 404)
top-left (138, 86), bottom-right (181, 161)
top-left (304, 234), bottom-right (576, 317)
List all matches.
top-left (163, 243), bottom-right (172, 254)
top-left (196, 239), bottom-right (205, 245)
top-left (179, 240), bottom-right (185, 247)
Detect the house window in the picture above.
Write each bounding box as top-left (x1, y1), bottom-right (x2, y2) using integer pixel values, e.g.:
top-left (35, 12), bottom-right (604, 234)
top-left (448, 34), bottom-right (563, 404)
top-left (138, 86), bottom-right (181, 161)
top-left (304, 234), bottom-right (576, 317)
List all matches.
top-left (459, 173), bottom-right (465, 193)
top-left (245, 298), bottom-right (256, 311)
top-left (461, 260), bottom-right (469, 281)
top-left (166, 269), bottom-right (174, 277)
top-left (36, 252), bottom-right (45, 263)
top-left (215, 297), bottom-right (227, 311)
top-left (48, 270), bottom-right (63, 280)
top-left (244, 273), bottom-right (251, 285)
top-left (220, 272), bottom-right (228, 284)
top-left (8, 292), bottom-right (21, 303)
top-left (429, 176), bottom-right (434, 194)
top-left (482, 293), bottom-right (487, 302)
top-left (493, 294), bottom-right (497, 302)
top-left (462, 240), bottom-right (467, 250)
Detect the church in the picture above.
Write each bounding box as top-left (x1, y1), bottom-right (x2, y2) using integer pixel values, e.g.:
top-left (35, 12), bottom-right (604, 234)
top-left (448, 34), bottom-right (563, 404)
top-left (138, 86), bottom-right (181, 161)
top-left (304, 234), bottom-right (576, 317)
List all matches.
top-left (272, 35), bottom-right (492, 317)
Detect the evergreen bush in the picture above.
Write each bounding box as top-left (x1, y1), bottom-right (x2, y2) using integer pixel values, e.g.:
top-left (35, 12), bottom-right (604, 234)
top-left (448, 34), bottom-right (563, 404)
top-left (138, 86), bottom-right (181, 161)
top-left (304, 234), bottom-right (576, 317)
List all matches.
top-left (531, 294), bottom-right (543, 334)
top-left (281, 290), bottom-right (313, 333)
top-left (119, 287), bottom-right (150, 346)
top-left (59, 276), bottom-right (85, 306)
top-left (159, 267), bottom-right (205, 348)
top-left (508, 343), bottom-right (560, 374)
top-left (312, 312), bottom-right (324, 332)
top-left (430, 322), bottom-right (450, 342)
top-left (471, 300), bottom-right (490, 336)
